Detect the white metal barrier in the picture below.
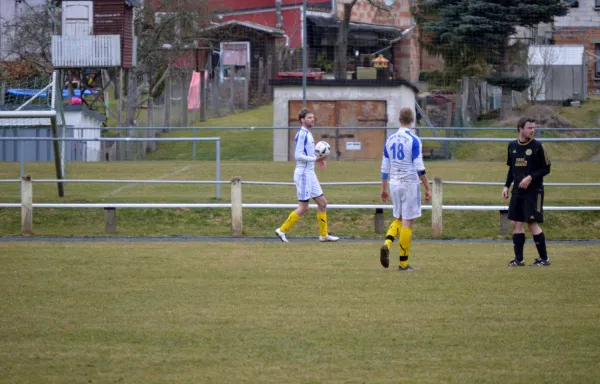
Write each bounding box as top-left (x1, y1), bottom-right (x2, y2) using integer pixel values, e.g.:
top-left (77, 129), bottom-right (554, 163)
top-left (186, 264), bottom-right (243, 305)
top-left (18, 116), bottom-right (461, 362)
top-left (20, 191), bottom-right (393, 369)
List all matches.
top-left (0, 137), bottom-right (222, 199)
top-left (2, 176), bottom-right (600, 237)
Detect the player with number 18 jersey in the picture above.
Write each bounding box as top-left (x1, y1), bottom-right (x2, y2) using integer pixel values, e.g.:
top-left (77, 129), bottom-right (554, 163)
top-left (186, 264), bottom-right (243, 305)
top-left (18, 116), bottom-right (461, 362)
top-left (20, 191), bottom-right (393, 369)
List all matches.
top-left (381, 129), bottom-right (426, 219)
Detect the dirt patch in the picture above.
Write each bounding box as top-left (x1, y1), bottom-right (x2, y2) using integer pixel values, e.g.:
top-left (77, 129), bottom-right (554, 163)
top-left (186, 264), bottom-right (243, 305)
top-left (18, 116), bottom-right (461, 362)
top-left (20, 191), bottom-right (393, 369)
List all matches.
top-left (501, 105), bottom-right (575, 129)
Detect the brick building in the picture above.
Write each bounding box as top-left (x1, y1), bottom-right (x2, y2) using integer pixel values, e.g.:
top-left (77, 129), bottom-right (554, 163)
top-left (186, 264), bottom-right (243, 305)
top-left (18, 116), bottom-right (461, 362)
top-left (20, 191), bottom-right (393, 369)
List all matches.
top-left (215, 0), bottom-right (442, 82)
top-left (553, 0), bottom-right (600, 93)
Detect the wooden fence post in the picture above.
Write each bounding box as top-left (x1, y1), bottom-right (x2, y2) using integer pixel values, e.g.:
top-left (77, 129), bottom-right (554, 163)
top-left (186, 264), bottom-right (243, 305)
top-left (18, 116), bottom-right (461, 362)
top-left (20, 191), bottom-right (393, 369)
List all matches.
top-left (499, 209), bottom-right (510, 236)
top-left (21, 176), bottom-right (32, 236)
top-left (212, 68), bottom-right (221, 118)
top-left (229, 75), bottom-right (236, 114)
top-left (231, 177), bottom-right (243, 236)
top-left (182, 71), bottom-right (189, 127)
top-left (164, 67), bottom-right (172, 131)
top-left (432, 177), bottom-right (443, 238)
top-left (374, 208), bottom-right (385, 234)
top-left (199, 69), bottom-right (207, 122)
top-left (104, 207), bottom-right (117, 233)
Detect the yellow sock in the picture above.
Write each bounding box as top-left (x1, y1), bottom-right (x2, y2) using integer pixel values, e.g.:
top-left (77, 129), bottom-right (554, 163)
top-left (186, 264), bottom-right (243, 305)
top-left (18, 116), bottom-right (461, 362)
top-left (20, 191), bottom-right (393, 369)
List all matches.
top-left (280, 211), bottom-right (300, 233)
top-left (317, 212), bottom-right (328, 237)
top-left (384, 219), bottom-right (402, 249)
top-left (399, 227), bottom-right (412, 268)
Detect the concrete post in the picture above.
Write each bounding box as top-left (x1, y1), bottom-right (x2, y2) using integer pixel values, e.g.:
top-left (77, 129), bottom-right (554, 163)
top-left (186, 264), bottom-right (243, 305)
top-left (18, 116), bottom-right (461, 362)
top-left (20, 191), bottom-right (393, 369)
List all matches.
top-left (231, 177), bottom-right (243, 236)
top-left (21, 176), bottom-right (33, 236)
top-left (432, 177), bottom-right (443, 238)
top-left (104, 207), bottom-right (117, 233)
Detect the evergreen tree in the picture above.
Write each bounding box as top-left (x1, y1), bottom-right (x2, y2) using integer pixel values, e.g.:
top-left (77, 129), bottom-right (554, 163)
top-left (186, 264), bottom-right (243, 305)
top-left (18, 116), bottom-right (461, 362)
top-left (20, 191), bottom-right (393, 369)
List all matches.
top-left (415, 0), bottom-right (569, 119)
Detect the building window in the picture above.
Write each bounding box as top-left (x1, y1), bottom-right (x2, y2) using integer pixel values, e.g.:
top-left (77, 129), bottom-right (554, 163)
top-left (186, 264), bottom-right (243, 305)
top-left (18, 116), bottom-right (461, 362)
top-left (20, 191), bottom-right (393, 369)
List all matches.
top-left (596, 44), bottom-right (600, 77)
top-left (567, 0), bottom-right (578, 7)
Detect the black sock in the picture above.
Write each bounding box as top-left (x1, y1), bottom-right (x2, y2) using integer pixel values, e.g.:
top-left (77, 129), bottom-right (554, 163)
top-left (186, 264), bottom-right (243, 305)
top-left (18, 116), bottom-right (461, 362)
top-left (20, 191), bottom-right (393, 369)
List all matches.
top-left (512, 233), bottom-right (526, 262)
top-left (533, 232), bottom-right (548, 261)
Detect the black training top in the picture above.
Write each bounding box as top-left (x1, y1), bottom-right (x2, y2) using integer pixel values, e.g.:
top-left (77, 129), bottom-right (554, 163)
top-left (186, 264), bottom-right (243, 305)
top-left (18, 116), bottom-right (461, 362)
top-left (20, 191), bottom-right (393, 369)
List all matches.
top-left (504, 138), bottom-right (551, 194)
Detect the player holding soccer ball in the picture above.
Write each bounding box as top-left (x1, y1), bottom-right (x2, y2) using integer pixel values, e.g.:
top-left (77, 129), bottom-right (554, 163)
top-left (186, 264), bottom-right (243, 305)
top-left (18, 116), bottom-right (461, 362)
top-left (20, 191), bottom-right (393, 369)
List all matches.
top-left (275, 108), bottom-right (339, 243)
top-left (379, 108), bottom-right (431, 271)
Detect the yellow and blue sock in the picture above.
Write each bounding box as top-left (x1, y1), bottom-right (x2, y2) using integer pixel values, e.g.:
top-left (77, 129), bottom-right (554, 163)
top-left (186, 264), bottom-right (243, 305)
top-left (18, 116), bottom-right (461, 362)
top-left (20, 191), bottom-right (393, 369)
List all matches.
top-left (384, 219), bottom-right (402, 250)
top-left (399, 227), bottom-right (412, 269)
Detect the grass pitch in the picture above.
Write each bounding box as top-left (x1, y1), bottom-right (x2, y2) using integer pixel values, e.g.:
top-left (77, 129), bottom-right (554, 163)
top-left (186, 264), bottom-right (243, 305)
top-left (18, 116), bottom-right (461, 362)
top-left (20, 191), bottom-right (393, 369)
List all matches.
top-left (1, 241), bottom-right (599, 383)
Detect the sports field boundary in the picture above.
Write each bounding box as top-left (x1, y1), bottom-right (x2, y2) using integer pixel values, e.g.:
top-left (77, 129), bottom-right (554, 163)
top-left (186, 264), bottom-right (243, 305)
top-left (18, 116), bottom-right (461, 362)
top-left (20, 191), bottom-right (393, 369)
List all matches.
top-left (1, 236), bottom-right (598, 245)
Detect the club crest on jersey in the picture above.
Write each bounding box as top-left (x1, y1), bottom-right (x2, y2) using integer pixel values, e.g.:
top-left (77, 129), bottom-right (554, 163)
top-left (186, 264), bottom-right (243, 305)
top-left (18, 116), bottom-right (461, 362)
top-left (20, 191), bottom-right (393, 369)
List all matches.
top-left (525, 149), bottom-right (532, 156)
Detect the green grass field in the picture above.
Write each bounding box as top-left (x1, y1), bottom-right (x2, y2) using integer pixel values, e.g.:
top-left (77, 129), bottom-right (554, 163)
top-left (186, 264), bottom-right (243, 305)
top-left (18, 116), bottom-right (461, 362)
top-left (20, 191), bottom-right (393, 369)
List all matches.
top-left (1, 241), bottom-right (599, 383)
top-left (0, 160), bottom-right (599, 239)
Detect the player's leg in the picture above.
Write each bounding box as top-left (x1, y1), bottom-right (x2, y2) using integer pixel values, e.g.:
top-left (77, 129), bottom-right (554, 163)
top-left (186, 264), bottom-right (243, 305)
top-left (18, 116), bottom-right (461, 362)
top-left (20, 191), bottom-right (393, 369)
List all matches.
top-left (276, 173), bottom-right (309, 242)
top-left (398, 183), bottom-right (421, 271)
top-left (380, 183), bottom-right (403, 268)
top-left (526, 189), bottom-right (550, 266)
top-left (507, 194), bottom-right (526, 266)
top-left (312, 176), bottom-right (338, 242)
top-left (314, 195), bottom-right (339, 242)
top-left (383, 183), bottom-right (402, 249)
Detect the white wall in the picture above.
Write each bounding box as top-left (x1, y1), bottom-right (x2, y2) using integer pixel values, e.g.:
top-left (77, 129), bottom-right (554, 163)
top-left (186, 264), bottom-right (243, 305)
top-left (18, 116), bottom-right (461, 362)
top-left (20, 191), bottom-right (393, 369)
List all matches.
top-left (272, 85), bottom-right (416, 161)
top-left (64, 110), bottom-right (102, 162)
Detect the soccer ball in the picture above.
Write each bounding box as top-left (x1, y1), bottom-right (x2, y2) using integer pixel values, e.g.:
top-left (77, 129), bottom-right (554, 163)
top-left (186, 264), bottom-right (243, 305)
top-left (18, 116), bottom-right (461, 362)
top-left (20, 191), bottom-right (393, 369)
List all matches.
top-left (315, 141), bottom-right (331, 158)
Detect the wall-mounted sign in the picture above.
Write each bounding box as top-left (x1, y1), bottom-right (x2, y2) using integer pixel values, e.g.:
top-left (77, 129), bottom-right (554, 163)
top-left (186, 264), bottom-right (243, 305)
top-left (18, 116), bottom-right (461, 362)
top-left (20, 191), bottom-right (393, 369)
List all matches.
top-left (346, 142), bottom-right (361, 151)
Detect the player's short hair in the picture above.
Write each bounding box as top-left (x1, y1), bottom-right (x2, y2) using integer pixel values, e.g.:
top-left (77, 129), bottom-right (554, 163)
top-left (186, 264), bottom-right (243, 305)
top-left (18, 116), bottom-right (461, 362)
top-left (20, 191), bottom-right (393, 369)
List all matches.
top-left (298, 108), bottom-right (313, 122)
top-left (517, 116), bottom-right (536, 131)
top-left (399, 107), bottom-right (414, 126)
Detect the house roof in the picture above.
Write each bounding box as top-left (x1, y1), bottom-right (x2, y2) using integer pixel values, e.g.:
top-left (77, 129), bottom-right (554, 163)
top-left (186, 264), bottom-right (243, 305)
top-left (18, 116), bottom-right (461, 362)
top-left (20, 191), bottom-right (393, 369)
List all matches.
top-left (307, 14), bottom-right (404, 38)
top-left (528, 45), bottom-right (584, 66)
top-left (200, 20), bottom-right (285, 37)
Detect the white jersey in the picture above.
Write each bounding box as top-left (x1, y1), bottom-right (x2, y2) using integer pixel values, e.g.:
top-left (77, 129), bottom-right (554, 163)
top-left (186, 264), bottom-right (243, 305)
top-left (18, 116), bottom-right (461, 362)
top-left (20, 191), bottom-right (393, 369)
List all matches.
top-left (294, 127), bottom-right (317, 174)
top-left (381, 128), bottom-right (426, 184)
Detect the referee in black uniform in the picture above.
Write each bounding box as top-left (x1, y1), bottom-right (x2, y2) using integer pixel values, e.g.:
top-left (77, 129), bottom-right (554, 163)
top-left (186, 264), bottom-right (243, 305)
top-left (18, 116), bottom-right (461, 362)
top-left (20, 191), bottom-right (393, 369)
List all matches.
top-left (502, 117), bottom-right (551, 267)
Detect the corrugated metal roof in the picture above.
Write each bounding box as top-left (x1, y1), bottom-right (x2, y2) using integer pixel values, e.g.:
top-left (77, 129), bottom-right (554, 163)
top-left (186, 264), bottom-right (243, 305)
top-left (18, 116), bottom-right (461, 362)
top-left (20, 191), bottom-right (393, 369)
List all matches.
top-left (528, 45), bottom-right (584, 66)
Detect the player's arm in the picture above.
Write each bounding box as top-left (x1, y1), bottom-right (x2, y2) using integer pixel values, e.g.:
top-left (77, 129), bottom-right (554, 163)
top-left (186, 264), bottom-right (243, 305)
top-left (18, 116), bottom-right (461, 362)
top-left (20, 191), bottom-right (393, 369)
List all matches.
top-left (413, 139), bottom-right (431, 201)
top-left (294, 131), bottom-right (317, 162)
top-left (380, 142), bottom-right (391, 202)
top-left (529, 144), bottom-right (551, 181)
top-left (503, 144), bottom-right (513, 199)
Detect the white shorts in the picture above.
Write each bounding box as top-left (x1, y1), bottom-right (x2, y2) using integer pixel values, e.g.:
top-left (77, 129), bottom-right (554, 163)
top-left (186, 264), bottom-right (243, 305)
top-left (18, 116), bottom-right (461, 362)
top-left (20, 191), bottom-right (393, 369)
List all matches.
top-left (390, 182), bottom-right (422, 220)
top-left (294, 171), bottom-right (323, 202)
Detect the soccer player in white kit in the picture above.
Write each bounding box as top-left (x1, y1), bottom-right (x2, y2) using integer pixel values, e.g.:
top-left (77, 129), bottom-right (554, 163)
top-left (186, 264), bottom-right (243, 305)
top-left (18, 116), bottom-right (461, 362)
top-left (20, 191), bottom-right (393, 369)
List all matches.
top-left (275, 108), bottom-right (339, 243)
top-left (380, 108), bottom-right (431, 271)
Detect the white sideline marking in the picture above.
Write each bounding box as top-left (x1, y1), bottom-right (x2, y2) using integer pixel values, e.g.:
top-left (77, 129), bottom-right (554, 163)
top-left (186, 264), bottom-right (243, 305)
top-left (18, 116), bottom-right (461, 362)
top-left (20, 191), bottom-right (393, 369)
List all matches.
top-left (103, 165), bottom-right (192, 197)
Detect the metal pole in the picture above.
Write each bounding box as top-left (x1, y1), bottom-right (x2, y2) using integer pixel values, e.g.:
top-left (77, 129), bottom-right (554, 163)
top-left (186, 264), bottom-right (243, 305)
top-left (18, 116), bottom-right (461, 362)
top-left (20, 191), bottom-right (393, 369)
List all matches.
top-left (302, 0), bottom-right (307, 108)
top-left (20, 140), bottom-right (24, 178)
top-left (216, 139), bottom-right (221, 200)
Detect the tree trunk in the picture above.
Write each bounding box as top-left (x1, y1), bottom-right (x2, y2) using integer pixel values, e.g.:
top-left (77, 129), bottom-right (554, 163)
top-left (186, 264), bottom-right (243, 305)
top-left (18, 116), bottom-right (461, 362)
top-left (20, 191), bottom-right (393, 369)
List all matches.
top-left (334, 0), bottom-right (357, 80)
top-left (126, 69), bottom-right (138, 127)
top-left (500, 86), bottom-right (513, 121)
top-left (498, 42), bottom-right (512, 120)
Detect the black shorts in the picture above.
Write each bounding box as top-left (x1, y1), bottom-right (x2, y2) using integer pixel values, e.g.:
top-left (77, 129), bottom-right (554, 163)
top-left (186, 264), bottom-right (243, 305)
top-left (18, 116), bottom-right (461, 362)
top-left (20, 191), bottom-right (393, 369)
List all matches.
top-left (507, 188), bottom-right (544, 223)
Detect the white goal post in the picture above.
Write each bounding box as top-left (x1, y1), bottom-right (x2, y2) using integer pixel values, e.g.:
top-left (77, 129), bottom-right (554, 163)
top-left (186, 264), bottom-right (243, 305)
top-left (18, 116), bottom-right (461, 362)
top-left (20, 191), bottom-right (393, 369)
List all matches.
top-left (0, 71), bottom-right (66, 197)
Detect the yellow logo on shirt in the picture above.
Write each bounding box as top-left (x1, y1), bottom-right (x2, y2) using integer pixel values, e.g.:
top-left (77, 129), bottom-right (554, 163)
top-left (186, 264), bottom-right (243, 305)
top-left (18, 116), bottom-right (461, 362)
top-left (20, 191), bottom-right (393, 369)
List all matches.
top-left (515, 158), bottom-right (528, 167)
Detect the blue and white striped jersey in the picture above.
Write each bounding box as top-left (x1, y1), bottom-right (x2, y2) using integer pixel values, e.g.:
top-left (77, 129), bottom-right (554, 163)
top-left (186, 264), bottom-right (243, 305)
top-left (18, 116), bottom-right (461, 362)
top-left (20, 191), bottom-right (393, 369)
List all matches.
top-left (381, 129), bottom-right (426, 183)
top-left (294, 127), bottom-right (317, 173)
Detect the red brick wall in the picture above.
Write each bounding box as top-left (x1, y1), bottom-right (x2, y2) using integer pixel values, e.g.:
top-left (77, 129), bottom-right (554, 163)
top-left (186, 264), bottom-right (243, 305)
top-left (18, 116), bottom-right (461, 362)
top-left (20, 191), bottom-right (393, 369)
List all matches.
top-left (335, 0), bottom-right (412, 26)
top-left (554, 27), bottom-right (600, 93)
